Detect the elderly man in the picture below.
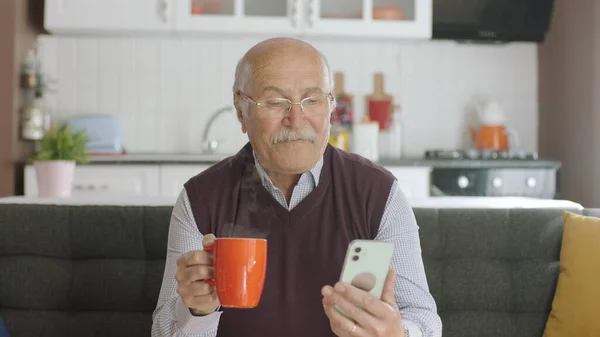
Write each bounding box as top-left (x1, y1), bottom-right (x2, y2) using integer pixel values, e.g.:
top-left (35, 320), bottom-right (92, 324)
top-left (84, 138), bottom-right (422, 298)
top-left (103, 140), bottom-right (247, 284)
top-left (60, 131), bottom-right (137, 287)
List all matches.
top-left (152, 37), bottom-right (441, 337)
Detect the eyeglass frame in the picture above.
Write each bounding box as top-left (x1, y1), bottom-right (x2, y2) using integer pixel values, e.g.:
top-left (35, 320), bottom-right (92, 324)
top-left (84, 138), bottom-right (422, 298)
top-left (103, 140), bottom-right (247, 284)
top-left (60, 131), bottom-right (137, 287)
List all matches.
top-left (236, 91), bottom-right (335, 115)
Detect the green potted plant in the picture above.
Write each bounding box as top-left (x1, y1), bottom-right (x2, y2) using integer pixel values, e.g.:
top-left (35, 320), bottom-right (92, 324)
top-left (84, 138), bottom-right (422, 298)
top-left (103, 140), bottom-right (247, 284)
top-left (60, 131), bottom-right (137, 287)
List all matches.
top-left (31, 122), bottom-right (89, 198)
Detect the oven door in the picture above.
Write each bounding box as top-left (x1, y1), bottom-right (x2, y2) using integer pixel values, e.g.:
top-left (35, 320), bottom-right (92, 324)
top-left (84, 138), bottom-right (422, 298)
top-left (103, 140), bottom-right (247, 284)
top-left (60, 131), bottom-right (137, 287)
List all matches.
top-left (430, 168), bottom-right (558, 199)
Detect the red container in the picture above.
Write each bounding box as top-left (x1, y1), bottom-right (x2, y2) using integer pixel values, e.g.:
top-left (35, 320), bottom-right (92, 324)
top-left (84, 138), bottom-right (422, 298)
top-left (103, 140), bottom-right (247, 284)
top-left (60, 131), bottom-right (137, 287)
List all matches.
top-left (368, 99), bottom-right (392, 130)
top-left (366, 73), bottom-right (393, 130)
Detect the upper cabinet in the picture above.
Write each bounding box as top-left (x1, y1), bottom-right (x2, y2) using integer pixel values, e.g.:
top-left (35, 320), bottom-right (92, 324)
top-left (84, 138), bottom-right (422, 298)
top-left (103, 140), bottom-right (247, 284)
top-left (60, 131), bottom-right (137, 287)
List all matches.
top-left (43, 0), bottom-right (432, 40)
top-left (44, 0), bottom-right (176, 34)
top-left (175, 0), bottom-right (302, 36)
top-left (306, 0), bottom-right (431, 39)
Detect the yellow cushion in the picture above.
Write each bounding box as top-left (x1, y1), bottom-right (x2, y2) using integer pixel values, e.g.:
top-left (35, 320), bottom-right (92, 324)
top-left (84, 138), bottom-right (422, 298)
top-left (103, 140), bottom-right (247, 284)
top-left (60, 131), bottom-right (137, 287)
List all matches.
top-left (543, 211), bottom-right (600, 336)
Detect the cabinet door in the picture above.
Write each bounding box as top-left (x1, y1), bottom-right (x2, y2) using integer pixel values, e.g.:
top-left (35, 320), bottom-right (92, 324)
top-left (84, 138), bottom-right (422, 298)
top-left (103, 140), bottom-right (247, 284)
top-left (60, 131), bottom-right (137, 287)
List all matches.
top-left (305, 0), bottom-right (431, 39)
top-left (174, 0), bottom-right (302, 35)
top-left (44, 0), bottom-right (175, 34)
top-left (160, 165), bottom-right (213, 198)
top-left (385, 166), bottom-right (431, 200)
top-left (24, 165), bottom-right (160, 197)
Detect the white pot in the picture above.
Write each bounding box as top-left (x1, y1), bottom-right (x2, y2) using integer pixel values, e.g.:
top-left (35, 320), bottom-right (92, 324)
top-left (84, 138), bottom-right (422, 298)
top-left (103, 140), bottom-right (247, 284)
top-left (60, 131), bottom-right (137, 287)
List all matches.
top-left (34, 160), bottom-right (76, 198)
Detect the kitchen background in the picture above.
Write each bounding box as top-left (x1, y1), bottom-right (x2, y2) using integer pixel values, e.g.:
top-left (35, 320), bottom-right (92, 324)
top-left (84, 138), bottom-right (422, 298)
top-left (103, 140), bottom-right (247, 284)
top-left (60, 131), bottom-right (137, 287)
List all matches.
top-left (35, 36), bottom-right (537, 155)
top-left (2, 0), bottom-right (599, 208)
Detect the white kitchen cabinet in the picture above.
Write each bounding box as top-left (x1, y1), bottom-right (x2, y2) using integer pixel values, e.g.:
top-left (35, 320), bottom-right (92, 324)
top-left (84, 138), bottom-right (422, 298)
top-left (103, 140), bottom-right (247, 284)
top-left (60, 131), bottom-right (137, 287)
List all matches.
top-left (160, 165), bottom-right (213, 198)
top-left (24, 165), bottom-right (161, 197)
top-left (44, 0), bottom-right (175, 34)
top-left (174, 0), bottom-right (302, 36)
top-left (305, 0), bottom-right (431, 39)
top-left (43, 0), bottom-right (432, 40)
top-left (385, 166), bottom-right (431, 200)
top-left (23, 163), bottom-right (430, 201)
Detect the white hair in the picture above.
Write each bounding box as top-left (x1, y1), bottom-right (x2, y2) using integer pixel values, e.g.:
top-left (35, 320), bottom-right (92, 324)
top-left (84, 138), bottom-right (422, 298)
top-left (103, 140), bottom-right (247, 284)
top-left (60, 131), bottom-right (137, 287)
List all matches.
top-left (232, 58), bottom-right (253, 94)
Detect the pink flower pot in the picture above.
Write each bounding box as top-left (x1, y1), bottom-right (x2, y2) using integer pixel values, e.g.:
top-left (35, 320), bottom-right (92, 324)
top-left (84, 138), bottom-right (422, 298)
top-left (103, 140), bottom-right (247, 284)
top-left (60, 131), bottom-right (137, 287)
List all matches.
top-left (34, 160), bottom-right (76, 198)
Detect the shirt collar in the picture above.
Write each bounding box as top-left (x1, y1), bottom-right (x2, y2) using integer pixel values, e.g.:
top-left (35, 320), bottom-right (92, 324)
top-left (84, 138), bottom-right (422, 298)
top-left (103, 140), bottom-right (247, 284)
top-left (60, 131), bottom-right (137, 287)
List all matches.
top-left (253, 151), bottom-right (323, 187)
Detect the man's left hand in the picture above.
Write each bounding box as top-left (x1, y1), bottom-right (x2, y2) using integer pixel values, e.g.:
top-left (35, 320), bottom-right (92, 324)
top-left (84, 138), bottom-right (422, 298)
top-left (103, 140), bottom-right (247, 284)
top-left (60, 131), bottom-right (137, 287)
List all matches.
top-left (321, 269), bottom-right (405, 337)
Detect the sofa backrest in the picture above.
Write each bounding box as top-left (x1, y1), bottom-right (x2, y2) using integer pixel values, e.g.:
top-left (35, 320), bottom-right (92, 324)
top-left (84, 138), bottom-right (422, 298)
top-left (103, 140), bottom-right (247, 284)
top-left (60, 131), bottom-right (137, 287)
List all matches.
top-left (0, 204), bottom-right (596, 337)
top-left (414, 207), bottom-right (591, 337)
top-left (0, 204), bottom-right (172, 337)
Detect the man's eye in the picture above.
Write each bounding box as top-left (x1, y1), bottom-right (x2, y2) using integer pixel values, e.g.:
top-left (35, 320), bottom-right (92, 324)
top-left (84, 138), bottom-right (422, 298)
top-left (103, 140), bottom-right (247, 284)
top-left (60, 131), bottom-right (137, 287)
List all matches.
top-left (304, 98), bottom-right (321, 106)
top-left (265, 100), bottom-right (287, 108)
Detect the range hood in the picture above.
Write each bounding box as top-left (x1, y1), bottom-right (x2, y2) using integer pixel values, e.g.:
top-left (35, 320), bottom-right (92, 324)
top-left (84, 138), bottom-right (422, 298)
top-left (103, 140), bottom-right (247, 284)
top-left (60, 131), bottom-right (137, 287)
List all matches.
top-left (431, 0), bottom-right (556, 43)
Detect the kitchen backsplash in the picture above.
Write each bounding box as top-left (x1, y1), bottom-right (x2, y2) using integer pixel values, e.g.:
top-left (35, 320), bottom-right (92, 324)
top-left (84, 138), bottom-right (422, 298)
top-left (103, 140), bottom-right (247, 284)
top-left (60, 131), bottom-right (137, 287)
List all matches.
top-left (36, 35), bottom-right (537, 156)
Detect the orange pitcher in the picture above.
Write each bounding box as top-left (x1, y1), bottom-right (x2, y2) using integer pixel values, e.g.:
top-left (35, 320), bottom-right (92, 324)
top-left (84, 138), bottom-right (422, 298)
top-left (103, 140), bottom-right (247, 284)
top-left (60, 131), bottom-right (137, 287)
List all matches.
top-left (469, 125), bottom-right (508, 150)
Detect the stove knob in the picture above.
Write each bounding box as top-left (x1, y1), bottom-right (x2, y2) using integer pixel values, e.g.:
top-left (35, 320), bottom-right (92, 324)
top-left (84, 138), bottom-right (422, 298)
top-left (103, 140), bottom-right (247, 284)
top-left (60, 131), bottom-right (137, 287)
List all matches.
top-left (492, 177), bottom-right (503, 188)
top-left (457, 176), bottom-right (469, 189)
top-left (514, 150), bottom-right (527, 159)
top-left (526, 177), bottom-right (537, 188)
top-left (465, 149), bottom-right (479, 159)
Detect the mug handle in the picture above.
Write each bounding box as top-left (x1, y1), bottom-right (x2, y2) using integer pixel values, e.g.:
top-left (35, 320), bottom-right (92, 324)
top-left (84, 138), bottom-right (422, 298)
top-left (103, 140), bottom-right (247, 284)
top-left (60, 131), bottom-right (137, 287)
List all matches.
top-left (203, 245), bottom-right (216, 286)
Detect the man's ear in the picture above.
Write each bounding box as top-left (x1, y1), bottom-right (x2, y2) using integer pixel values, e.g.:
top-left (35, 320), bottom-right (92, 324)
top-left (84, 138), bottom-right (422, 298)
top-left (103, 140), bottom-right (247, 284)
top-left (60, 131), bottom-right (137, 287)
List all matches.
top-left (233, 93), bottom-right (248, 134)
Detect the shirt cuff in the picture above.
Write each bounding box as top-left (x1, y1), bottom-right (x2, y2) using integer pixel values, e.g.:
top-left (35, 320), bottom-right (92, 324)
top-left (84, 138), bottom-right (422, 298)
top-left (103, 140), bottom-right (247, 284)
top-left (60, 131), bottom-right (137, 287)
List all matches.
top-left (175, 297), bottom-right (222, 334)
top-left (403, 319), bottom-right (423, 337)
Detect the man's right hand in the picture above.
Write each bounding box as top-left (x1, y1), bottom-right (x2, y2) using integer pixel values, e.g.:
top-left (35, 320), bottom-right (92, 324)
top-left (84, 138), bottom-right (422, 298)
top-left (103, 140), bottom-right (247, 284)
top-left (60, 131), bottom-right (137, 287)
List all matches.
top-left (175, 233), bottom-right (220, 316)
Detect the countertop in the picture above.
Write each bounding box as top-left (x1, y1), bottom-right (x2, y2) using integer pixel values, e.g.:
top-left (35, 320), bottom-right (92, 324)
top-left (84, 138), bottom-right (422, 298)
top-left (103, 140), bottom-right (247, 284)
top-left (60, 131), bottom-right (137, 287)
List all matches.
top-left (0, 195), bottom-right (582, 209)
top-left (78, 153), bottom-right (562, 169)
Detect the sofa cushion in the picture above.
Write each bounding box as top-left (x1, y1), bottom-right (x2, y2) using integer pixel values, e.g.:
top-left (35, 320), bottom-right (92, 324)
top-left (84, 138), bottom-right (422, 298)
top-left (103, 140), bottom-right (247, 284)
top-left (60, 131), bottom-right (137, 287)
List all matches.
top-left (543, 211), bottom-right (600, 336)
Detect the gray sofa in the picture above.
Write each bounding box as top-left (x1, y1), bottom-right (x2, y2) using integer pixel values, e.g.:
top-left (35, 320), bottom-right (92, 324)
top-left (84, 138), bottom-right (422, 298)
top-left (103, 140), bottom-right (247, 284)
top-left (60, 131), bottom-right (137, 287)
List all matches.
top-left (0, 203), bottom-right (593, 337)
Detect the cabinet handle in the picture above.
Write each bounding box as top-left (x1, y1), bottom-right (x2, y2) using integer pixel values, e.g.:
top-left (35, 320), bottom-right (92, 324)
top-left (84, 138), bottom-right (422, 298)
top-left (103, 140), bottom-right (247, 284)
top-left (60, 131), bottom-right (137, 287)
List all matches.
top-left (307, 0), bottom-right (317, 27)
top-left (159, 0), bottom-right (170, 23)
top-left (74, 184), bottom-right (108, 191)
top-left (74, 184), bottom-right (95, 191)
top-left (291, 0), bottom-right (301, 27)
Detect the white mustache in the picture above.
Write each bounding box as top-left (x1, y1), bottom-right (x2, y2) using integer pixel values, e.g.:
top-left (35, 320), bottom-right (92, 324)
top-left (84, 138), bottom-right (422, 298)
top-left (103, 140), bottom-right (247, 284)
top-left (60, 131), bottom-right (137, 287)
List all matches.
top-left (271, 128), bottom-right (317, 144)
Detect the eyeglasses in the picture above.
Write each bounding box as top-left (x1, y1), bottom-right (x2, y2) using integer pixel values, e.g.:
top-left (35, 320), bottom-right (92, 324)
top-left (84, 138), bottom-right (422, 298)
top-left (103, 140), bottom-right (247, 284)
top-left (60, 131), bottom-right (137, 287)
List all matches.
top-left (237, 91), bottom-right (333, 118)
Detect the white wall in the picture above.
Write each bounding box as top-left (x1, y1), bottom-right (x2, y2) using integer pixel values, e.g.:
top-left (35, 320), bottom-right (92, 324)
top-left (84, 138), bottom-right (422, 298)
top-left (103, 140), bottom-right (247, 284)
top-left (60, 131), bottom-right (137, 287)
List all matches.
top-left (36, 34), bottom-right (538, 156)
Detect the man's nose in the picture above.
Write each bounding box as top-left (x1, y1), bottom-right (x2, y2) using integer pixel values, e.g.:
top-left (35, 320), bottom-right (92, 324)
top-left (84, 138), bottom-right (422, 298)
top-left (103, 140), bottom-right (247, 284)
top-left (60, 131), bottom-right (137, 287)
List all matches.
top-left (282, 103), bottom-right (305, 127)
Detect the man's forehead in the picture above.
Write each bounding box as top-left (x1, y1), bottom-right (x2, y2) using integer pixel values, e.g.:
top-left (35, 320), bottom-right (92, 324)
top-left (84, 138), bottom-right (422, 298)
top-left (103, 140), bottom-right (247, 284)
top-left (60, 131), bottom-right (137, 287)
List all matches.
top-left (249, 76), bottom-right (326, 95)
top-left (253, 53), bottom-right (323, 71)
top-left (252, 65), bottom-right (324, 80)
top-left (241, 48), bottom-right (329, 95)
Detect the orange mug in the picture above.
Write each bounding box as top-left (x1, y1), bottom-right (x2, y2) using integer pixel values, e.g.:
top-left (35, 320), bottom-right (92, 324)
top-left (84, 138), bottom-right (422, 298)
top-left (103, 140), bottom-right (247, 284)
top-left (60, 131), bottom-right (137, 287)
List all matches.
top-left (203, 238), bottom-right (268, 308)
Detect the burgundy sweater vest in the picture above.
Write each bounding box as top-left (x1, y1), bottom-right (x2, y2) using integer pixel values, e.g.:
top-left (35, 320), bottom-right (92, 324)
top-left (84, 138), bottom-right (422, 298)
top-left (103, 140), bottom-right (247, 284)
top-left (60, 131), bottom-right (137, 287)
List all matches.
top-left (184, 143), bottom-right (395, 337)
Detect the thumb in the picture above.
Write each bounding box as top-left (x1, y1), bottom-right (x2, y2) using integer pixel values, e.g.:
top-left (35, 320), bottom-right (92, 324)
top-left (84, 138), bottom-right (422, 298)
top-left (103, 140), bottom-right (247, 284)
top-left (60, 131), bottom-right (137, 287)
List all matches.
top-left (381, 268), bottom-right (398, 308)
top-left (202, 233), bottom-right (216, 248)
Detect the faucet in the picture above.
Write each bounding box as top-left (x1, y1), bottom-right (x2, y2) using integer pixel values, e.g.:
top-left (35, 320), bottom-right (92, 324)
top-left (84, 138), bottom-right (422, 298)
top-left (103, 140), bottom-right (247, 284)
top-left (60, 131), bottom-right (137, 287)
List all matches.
top-left (201, 106), bottom-right (236, 153)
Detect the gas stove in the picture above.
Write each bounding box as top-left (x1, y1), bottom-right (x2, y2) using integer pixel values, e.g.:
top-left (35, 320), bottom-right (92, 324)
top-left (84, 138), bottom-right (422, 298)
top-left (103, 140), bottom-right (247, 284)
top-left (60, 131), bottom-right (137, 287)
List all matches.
top-left (424, 149), bottom-right (539, 160)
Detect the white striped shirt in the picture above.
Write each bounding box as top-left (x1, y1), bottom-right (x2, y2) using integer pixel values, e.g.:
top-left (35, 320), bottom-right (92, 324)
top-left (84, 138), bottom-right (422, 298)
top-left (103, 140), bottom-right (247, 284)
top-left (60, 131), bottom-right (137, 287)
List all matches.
top-left (151, 155), bottom-right (442, 337)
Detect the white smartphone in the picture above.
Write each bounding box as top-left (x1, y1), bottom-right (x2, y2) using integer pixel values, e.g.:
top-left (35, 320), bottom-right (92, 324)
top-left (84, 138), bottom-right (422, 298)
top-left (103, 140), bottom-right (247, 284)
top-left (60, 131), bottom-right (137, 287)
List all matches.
top-left (336, 240), bottom-right (394, 317)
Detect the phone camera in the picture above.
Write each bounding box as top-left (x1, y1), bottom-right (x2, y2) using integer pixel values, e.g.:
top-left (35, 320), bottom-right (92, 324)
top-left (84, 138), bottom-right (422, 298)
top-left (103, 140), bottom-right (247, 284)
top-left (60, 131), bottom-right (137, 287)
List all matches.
top-left (355, 247), bottom-right (361, 253)
top-left (352, 255), bottom-right (359, 261)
